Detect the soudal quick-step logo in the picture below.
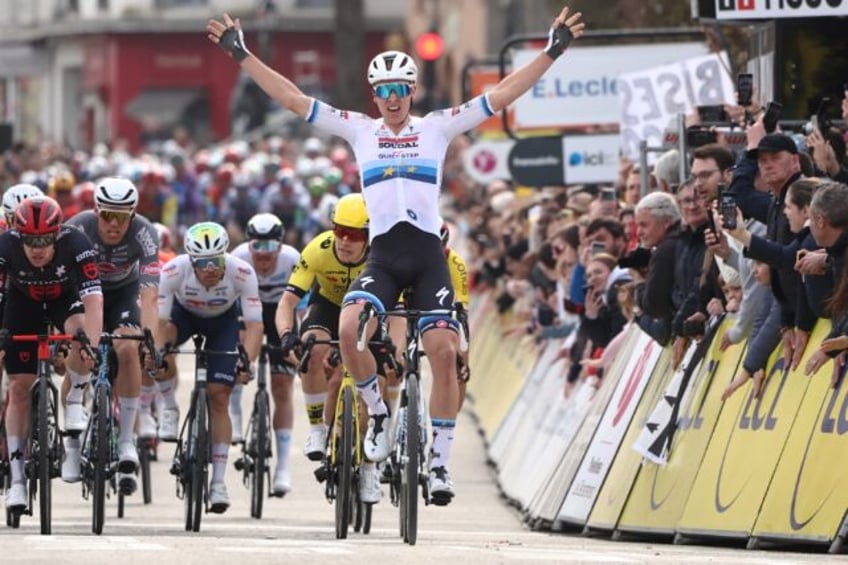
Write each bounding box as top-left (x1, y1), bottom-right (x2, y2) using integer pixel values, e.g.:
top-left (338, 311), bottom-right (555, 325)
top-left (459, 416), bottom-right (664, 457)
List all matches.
top-left (716, 0), bottom-right (848, 19)
top-left (378, 136), bottom-right (419, 149)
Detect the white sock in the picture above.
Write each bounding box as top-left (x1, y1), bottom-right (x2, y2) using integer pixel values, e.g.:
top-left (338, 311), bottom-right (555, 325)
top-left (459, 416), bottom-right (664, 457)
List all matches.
top-left (139, 384), bottom-right (156, 413)
top-left (229, 384), bottom-right (243, 419)
top-left (211, 443), bottom-right (228, 483)
top-left (275, 428), bottom-right (292, 473)
top-left (118, 396), bottom-right (139, 444)
top-left (355, 375), bottom-right (387, 416)
top-left (430, 418), bottom-right (456, 470)
top-left (67, 369), bottom-right (89, 404)
top-left (156, 378), bottom-right (180, 410)
top-left (7, 436), bottom-right (25, 484)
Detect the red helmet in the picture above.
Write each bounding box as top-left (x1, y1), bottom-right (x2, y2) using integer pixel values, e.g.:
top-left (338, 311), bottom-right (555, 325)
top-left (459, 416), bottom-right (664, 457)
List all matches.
top-left (76, 182), bottom-right (96, 209)
top-left (216, 163), bottom-right (237, 185)
top-left (15, 196), bottom-right (63, 235)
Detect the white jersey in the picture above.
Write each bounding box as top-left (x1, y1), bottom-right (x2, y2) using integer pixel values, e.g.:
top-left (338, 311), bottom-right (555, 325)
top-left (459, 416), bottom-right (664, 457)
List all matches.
top-left (158, 254), bottom-right (262, 322)
top-left (306, 94), bottom-right (495, 239)
top-left (231, 242), bottom-right (300, 304)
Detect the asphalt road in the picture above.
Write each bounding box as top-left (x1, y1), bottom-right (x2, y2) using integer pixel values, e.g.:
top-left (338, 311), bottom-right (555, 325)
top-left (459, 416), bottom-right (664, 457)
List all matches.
top-left (0, 354), bottom-right (844, 564)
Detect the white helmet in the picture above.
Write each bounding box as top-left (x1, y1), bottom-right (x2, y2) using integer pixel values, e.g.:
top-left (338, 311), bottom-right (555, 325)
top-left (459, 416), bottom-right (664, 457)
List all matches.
top-left (367, 51), bottom-right (418, 85)
top-left (95, 177), bottom-right (138, 212)
top-left (3, 184), bottom-right (44, 220)
top-left (184, 222), bottom-right (229, 257)
top-left (246, 213), bottom-right (284, 241)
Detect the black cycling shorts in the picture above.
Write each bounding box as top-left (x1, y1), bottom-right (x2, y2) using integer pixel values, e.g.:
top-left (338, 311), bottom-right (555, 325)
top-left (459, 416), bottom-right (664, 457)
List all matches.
top-left (103, 282), bottom-right (141, 331)
top-left (3, 287), bottom-right (86, 375)
top-left (300, 292), bottom-right (340, 339)
top-left (346, 222), bottom-right (454, 313)
top-left (261, 301), bottom-right (296, 376)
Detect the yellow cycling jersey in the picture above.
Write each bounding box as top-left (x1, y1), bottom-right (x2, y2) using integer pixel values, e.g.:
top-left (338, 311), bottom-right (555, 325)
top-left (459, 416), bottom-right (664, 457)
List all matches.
top-left (285, 230), bottom-right (367, 306)
top-left (446, 248), bottom-right (470, 309)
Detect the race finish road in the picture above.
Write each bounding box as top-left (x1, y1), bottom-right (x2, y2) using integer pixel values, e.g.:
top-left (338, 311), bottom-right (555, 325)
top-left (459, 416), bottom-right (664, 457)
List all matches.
top-left (0, 354), bottom-right (844, 564)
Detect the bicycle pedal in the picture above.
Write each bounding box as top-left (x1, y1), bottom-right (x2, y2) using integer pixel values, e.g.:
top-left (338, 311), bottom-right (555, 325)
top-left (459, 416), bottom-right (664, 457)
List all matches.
top-left (234, 457), bottom-right (246, 472)
top-left (314, 466), bottom-right (328, 483)
top-left (429, 492), bottom-right (453, 506)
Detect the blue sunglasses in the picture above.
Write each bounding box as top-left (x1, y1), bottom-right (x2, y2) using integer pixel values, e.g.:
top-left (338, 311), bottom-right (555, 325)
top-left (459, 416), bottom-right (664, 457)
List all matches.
top-left (373, 82), bottom-right (412, 100)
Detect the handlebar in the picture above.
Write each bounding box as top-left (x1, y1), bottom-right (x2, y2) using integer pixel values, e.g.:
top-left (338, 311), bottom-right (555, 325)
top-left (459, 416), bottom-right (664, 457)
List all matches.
top-left (355, 303), bottom-right (470, 353)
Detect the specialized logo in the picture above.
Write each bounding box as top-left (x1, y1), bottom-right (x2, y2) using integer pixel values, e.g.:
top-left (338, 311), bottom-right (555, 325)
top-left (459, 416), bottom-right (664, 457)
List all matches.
top-left (360, 276), bottom-right (375, 288)
top-left (435, 286), bottom-right (450, 306)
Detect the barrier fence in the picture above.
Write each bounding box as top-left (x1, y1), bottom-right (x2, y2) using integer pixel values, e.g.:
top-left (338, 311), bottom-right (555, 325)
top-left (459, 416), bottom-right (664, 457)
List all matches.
top-left (467, 289), bottom-right (848, 553)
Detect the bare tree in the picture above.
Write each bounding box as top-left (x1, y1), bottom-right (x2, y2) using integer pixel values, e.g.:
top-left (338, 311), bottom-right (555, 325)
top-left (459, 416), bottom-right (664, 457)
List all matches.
top-left (335, 0), bottom-right (366, 112)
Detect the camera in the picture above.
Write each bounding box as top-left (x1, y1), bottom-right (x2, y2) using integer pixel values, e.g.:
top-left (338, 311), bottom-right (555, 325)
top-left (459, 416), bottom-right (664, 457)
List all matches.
top-left (737, 73), bottom-right (753, 107)
top-left (697, 105), bottom-right (729, 124)
top-left (686, 128), bottom-right (718, 149)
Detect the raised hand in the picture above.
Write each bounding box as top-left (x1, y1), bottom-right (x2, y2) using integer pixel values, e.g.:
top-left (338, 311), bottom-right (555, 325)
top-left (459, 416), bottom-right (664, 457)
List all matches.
top-left (207, 13), bottom-right (252, 62)
top-left (544, 6), bottom-right (586, 60)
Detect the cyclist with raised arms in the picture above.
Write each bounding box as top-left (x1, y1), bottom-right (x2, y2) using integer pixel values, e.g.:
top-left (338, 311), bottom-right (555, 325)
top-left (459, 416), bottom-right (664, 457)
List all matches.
top-left (273, 193), bottom-right (384, 503)
top-left (208, 4), bottom-right (585, 504)
top-left (156, 221), bottom-right (263, 513)
top-left (0, 196), bottom-right (103, 511)
top-left (230, 213), bottom-right (300, 496)
top-left (63, 177), bottom-right (161, 494)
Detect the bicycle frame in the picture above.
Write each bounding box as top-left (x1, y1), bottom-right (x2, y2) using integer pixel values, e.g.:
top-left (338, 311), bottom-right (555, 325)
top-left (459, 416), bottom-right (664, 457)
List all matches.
top-left (9, 331), bottom-right (79, 535)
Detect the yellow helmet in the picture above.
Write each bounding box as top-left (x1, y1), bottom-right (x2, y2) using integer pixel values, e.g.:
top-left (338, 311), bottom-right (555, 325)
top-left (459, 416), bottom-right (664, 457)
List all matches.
top-left (48, 171), bottom-right (76, 196)
top-left (332, 193), bottom-right (368, 230)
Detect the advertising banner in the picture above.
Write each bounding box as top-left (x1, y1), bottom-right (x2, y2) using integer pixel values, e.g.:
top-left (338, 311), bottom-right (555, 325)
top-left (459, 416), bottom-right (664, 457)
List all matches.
top-left (715, 0), bottom-right (848, 20)
top-left (511, 43), bottom-right (708, 129)
top-left (618, 52), bottom-right (735, 160)
top-left (557, 329), bottom-right (663, 525)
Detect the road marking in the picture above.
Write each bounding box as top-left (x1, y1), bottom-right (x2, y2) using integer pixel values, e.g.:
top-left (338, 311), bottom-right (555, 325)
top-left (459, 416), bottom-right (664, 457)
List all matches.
top-left (25, 535), bottom-right (166, 551)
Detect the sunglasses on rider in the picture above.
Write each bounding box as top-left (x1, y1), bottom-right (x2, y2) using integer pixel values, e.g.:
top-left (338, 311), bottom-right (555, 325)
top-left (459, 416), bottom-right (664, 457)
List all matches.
top-left (373, 82), bottom-right (412, 100)
top-left (249, 239), bottom-right (281, 253)
top-left (98, 210), bottom-right (133, 225)
top-left (192, 255), bottom-right (226, 271)
top-left (333, 225), bottom-right (368, 243)
top-left (21, 234), bottom-right (57, 248)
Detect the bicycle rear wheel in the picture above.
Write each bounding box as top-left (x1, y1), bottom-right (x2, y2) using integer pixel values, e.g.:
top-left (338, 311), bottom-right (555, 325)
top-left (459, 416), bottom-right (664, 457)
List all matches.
top-left (250, 390), bottom-right (270, 519)
top-left (188, 389), bottom-right (208, 532)
top-left (92, 385), bottom-right (109, 535)
top-left (403, 375), bottom-right (420, 546)
top-left (335, 386), bottom-right (354, 539)
top-left (36, 377), bottom-right (52, 536)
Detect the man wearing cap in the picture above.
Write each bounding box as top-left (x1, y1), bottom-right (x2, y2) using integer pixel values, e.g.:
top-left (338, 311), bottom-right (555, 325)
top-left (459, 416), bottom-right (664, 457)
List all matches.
top-left (728, 117), bottom-right (806, 370)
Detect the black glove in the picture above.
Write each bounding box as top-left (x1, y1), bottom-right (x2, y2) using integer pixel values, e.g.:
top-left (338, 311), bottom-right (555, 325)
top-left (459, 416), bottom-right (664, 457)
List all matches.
top-left (543, 24), bottom-right (574, 60)
top-left (218, 26), bottom-right (252, 63)
top-left (279, 331), bottom-right (301, 357)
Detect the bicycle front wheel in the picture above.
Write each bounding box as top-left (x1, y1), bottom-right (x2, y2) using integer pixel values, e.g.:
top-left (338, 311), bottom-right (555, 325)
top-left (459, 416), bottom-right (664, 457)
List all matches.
top-left (335, 386), bottom-right (354, 539)
top-left (188, 389), bottom-right (208, 532)
top-left (36, 377), bottom-right (52, 535)
top-left (250, 390), bottom-right (270, 519)
top-left (92, 385), bottom-right (109, 535)
top-left (403, 375), bottom-right (420, 546)
top-left (139, 440), bottom-right (152, 505)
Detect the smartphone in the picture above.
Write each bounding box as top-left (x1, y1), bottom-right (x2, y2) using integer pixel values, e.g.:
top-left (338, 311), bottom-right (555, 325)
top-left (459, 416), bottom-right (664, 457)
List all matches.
top-left (762, 101), bottom-right (783, 134)
top-left (600, 188), bottom-right (617, 202)
top-left (706, 208), bottom-right (718, 235)
top-left (697, 105), bottom-right (729, 124)
top-left (686, 128), bottom-right (718, 148)
top-left (720, 193), bottom-right (738, 230)
top-left (815, 97), bottom-right (832, 133)
top-left (590, 241), bottom-right (606, 256)
top-left (737, 73), bottom-right (753, 106)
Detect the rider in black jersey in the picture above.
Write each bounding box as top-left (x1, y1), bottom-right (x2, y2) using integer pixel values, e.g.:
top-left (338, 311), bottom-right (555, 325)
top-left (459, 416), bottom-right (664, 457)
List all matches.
top-left (0, 196), bottom-right (103, 511)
